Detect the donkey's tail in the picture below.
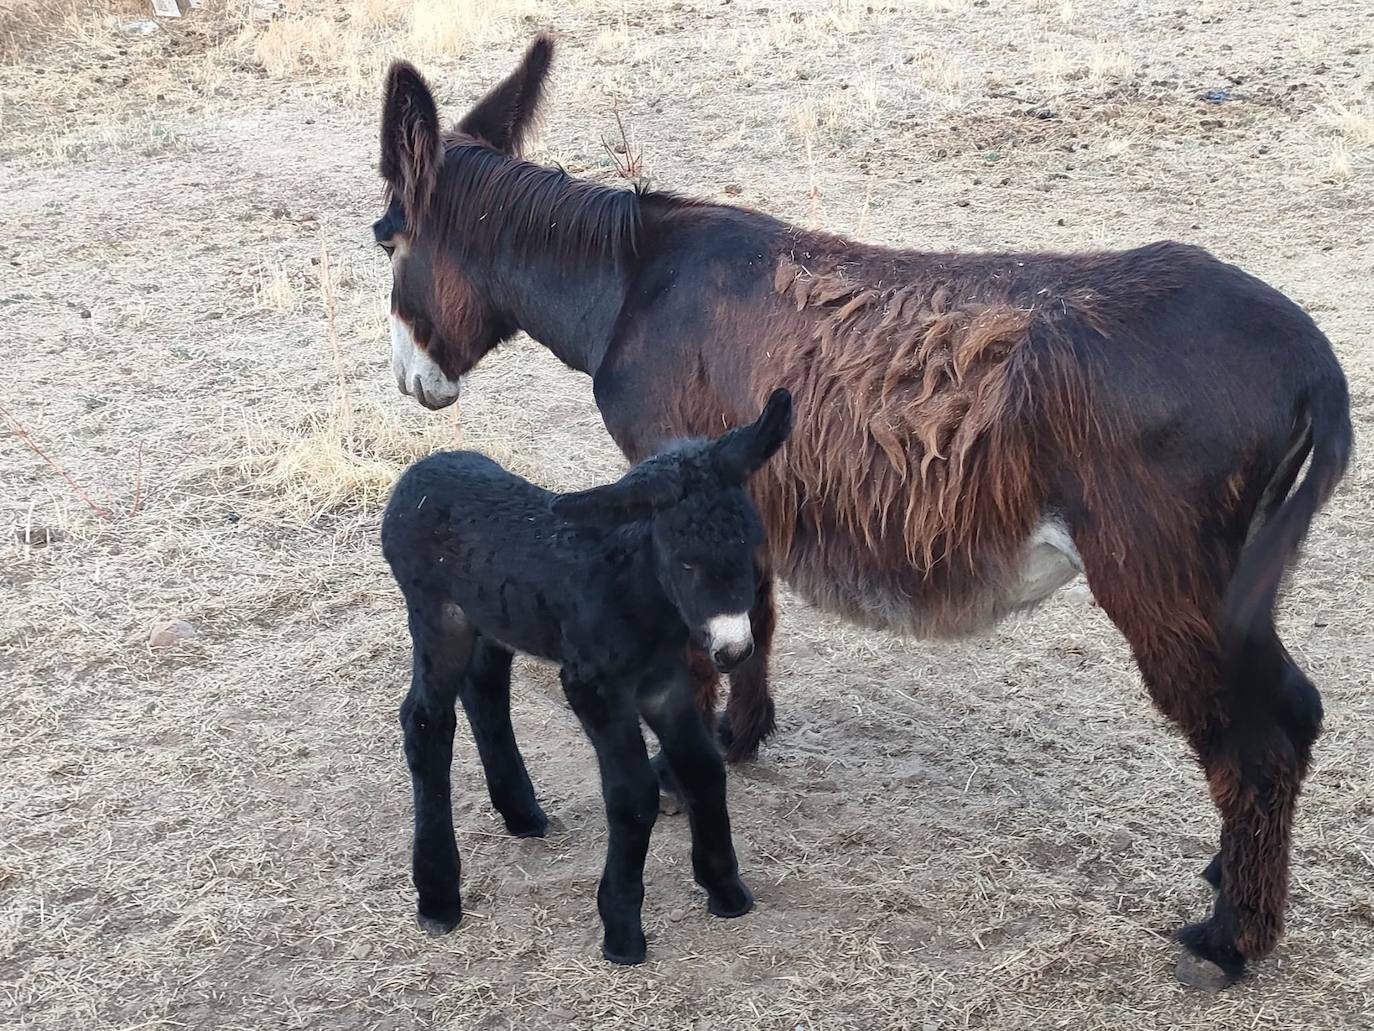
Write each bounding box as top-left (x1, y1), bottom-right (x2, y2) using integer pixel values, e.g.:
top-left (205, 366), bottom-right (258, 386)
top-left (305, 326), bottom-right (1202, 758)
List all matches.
top-left (1223, 370), bottom-right (1353, 657)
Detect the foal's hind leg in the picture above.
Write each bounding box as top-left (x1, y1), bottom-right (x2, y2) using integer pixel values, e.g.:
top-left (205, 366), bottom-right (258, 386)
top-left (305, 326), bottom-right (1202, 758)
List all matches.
top-left (400, 600), bottom-right (476, 935)
top-left (458, 636), bottom-right (548, 838)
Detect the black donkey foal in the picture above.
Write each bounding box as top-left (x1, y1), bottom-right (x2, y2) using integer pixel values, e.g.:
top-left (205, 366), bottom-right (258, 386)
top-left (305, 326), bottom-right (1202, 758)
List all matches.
top-left (381, 389), bottom-right (793, 964)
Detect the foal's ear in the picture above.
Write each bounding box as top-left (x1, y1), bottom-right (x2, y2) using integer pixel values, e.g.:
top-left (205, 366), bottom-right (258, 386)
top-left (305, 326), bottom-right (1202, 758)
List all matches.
top-left (380, 61), bottom-right (442, 218)
top-left (551, 460), bottom-right (681, 525)
top-left (711, 388), bottom-right (794, 482)
top-left (456, 34), bottom-right (554, 155)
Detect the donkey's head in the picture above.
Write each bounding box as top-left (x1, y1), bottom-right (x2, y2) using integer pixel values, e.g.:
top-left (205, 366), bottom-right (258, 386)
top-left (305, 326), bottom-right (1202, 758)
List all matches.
top-left (552, 390), bottom-right (794, 671)
top-left (374, 37), bottom-right (554, 409)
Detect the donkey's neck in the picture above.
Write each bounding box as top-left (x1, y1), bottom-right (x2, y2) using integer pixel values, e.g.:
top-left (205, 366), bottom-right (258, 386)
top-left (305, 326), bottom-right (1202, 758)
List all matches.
top-left (488, 248), bottom-right (628, 376)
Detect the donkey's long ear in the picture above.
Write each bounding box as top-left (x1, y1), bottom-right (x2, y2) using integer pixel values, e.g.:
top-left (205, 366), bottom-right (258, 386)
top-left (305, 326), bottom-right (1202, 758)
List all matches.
top-left (551, 459), bottom-right (681, 525)
top-left (711, 389), bottom-right (794, 482)
top-left (456, 34), bottom-right (554, 155)
top-left (380, 61), bottom-right (442, 218)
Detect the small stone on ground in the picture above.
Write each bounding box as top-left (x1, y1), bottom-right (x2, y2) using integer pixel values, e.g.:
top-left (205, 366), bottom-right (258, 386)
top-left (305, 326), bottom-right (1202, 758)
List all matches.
top-left (1174, 952), bottom-right (1232, 992)
top-left (149, 619), bottom-right (196, 648)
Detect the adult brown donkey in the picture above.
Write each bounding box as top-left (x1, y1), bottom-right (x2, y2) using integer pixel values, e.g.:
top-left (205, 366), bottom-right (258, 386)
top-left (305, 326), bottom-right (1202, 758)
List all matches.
top-left (371, 36), bottom-right (1351, 983)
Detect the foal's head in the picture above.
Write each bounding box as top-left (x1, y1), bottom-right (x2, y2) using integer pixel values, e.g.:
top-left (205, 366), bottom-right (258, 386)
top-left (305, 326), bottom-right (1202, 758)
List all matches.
top-left (372, 37), bottom-right (556, 409)
top-left (553, 390), bottom-right (794, 672)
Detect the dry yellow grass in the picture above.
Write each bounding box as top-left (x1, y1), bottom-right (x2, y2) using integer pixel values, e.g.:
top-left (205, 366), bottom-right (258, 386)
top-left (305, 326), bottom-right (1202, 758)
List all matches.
top-left (236, 401), bottom-right (451, 520)
top-left (1323, 99), bottom-right (1374, 148)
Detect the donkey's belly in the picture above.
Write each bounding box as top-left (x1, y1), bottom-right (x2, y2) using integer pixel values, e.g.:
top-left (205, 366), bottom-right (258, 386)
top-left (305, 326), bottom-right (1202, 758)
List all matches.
top-left (781, 517), bottom-right (1084, 639)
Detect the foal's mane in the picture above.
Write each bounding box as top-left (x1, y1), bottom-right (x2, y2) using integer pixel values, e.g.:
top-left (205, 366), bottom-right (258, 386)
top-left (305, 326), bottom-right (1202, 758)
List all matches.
top-left (431, 140), bottom-right (643, 266)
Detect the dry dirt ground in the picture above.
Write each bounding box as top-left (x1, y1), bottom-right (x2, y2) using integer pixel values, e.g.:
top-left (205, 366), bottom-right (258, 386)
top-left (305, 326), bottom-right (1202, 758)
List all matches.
top-left (2, 2), bottom-right (1372, 1029)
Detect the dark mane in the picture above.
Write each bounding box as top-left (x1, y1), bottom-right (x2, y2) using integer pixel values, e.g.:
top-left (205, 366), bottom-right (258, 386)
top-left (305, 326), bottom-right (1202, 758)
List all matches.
top-left (433, 141), bottom-right (643, 266)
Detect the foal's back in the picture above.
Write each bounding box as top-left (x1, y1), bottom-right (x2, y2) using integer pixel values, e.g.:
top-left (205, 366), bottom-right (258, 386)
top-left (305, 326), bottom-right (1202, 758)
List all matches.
top-left (382, 451), bottom-right (575, 661)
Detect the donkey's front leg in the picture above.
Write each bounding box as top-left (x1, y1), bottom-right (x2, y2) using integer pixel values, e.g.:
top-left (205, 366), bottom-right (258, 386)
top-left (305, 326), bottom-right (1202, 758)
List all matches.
top-left (639, 671), bottom-right (753, 919)
top-left (400, 601), bottom-right (476, 935)
top-left (561, 669), bottom-right (659, 965)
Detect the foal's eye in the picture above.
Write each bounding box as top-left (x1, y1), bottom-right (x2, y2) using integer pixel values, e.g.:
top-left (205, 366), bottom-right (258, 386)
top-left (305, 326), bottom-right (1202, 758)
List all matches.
top-left (680, 562), bottom-right (694, 572)
top-left (378, 241), bottom-right (396, 257)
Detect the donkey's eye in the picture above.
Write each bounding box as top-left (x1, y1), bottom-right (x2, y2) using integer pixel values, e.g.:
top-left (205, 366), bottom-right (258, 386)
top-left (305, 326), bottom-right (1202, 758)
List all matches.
top-left (681, 562), bottom-right (694, 572)
top-left (378, 241), bottom-right (396, 257)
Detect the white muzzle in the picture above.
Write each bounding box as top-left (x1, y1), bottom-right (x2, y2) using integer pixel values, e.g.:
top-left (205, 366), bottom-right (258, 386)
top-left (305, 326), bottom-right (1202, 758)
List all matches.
top-left (391, 315), bottom-right (462, 410)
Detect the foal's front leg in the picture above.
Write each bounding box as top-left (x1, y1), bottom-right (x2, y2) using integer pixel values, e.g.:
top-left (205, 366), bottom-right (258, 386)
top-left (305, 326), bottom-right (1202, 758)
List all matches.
top-left (561, 669), bottom-right (659, 965)
top-left (639, 671), bottom-right (753, 918)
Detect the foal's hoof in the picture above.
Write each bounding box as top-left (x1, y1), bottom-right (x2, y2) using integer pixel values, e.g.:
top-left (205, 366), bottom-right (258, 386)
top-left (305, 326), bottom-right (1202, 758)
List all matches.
top-left (1176, 921), bottom-right (1246, 986)
top-left (504, 808), bottom-right (550, 839)
top-left (416, 902), bottom-right (462, 936)
top-left (601, 934), bottom-right (647, 966)
top-left (706, 878), bottom-right (754, 919)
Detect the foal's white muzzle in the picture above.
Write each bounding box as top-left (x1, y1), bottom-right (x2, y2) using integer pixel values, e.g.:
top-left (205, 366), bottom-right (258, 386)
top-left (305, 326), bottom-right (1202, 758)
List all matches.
top-left (705, 613), bottom-right (754, 672)
top-left (391, 316), bottom-right (462, 410)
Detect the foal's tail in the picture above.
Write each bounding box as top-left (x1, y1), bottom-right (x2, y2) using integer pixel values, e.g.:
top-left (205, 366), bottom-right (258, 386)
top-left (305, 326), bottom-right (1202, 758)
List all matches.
top-left (1222, 371), bottom-right (1353, 659)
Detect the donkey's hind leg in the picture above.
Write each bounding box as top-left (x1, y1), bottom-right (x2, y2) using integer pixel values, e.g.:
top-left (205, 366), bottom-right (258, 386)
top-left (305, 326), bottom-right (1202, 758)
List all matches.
top-left (1175, 628), bottom-right (1321, 979)
top-left (400, 600), bottom-right (476, 935)
top-left (1198, 642), bottom-right (1322, 893)
top-left (1082, 535), bottom-right (1316, 983)
top-left (458, 636), bottom-right (548, 838)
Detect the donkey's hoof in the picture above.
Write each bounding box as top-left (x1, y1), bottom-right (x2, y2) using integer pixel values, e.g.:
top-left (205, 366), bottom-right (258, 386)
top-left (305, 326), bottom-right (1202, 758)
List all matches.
top-left (706, 878), bottom-right (754, 919)
top-left (1176, 921), bottom-right (1245, 986)
top-left (416, 904), bottom-right (462, 936)
top-left (1174, 951), bottom-right (1236, 992)
top-left (601, 934), bottom-right (647, 966)
top-left (715, 711), bottom-right (736, 753)
top-left (650, 752), bottom-right (686, 815)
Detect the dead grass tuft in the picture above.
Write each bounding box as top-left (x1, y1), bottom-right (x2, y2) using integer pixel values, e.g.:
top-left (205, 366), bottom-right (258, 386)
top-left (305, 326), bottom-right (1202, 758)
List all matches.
top-left (235, 401), bottom-right (450, 520)
top-left (408, 0), bottom-right (540, 57)
top-left (1323, 99), bottom-right (1374, 148)
top-left (254, 258), bottom-right (300, 312)
top-left (254, 13), bottom-right (340, 77)
top-left (0, 0), bottom-right (144, 60)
